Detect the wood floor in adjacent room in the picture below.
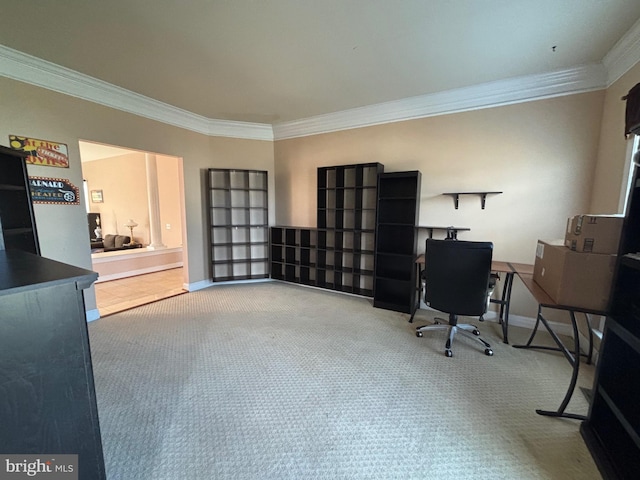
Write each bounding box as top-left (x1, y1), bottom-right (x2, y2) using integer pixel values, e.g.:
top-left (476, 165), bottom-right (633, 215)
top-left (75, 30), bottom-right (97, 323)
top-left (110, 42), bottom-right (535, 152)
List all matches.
top-left (94, 268), bottom-right (186, 317)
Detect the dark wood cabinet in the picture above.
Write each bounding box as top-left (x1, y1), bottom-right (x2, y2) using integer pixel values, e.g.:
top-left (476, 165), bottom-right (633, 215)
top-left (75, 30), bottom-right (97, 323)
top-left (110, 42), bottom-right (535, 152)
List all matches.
top-left (373, 171), bottom-right (421, 313)
top-left (0, 250), bottom-right (105, 479)
top-left (0, 145), bottom-right (40, 255)
top-left (581, 162), bottom-right (640, 479)
top-left (207, 169), bottom-right (269, 281)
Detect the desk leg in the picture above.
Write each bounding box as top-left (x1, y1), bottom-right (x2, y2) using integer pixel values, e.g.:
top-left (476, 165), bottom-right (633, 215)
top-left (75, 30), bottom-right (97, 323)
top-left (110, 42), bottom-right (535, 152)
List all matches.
top-left (499, 272), bottom-right (514, 344)
top-left (585, 313), bottom-right (594, 365)
top-left (409, 263), bottom-right (422, 323)
top-left (517, 305), bottom-right (543, 347)
top-left (535, 310), bottom-right (586, 421)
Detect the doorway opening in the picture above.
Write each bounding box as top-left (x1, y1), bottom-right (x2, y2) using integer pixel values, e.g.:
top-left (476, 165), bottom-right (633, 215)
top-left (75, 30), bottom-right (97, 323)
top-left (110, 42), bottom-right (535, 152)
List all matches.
top-left (78, 140), bottom-right (188, 316)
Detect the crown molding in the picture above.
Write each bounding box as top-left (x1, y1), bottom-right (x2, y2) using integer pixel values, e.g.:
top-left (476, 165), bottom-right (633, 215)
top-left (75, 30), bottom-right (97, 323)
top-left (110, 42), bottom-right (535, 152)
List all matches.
top-left (603, 17), bottom-right (640, 86)
top-left (0, 44), bottom-right (621, 143)
top-left (273, 64), bottom-right (607, 140)
top-left (0, 45), bottom-right (273, 141)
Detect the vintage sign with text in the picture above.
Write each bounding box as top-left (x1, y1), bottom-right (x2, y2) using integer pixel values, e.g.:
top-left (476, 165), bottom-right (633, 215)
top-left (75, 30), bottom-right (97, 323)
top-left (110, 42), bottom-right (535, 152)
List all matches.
top-left (29, 176), bottom-right (79, 205)
top-left (9, 135), bottom-right (69, 168)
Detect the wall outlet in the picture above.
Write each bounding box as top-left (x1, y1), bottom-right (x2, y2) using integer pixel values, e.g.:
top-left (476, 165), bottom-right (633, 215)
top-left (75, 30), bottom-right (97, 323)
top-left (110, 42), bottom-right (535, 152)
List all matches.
top-left (166, 223), bottom-right (171, 230)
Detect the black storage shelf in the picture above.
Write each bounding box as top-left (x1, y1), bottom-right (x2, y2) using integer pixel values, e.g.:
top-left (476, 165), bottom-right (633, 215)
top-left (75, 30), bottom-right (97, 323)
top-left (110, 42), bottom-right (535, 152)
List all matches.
top-left (0, 146), bottom-right (40, 255)
top-left (582, 160), bottom-right (640, 480)
top-left (207, 169), bottom-right (269, 282)
top-left (373, 171), bottom-right (421, 313)
top-left (270, 162), bottom-right (383, 296)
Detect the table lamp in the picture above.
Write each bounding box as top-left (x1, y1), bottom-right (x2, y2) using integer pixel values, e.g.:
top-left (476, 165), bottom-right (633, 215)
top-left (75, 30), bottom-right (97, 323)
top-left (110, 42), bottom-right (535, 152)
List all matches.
top-left (124, 219), bottom-right (138, 245)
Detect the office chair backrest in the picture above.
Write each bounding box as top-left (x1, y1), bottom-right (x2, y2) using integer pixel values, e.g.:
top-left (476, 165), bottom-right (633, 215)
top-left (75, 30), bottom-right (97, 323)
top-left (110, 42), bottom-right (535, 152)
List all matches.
top-left (425, 239), bottom-right (493, 316)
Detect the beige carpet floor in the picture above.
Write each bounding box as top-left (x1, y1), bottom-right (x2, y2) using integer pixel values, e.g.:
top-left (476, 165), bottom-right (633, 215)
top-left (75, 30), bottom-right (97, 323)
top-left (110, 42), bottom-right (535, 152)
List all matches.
top-left (88, 281), bottom-right (601, 479)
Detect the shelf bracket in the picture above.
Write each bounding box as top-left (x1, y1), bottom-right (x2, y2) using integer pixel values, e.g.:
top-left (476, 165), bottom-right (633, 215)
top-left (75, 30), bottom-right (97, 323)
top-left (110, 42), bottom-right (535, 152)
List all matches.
top-left (443, 191), bottom-right (502, 209)
top-left (481, 193), bottom-right (488, 209)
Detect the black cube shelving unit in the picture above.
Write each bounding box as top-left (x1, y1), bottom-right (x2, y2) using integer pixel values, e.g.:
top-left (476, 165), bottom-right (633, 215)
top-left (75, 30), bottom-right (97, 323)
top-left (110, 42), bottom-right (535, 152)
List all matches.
top-left (316, 162), bottom-right (382, 296)
top-left (270, 162), bottom-right (383, 297)
top-left (207, 169), bottom-right (269, 281)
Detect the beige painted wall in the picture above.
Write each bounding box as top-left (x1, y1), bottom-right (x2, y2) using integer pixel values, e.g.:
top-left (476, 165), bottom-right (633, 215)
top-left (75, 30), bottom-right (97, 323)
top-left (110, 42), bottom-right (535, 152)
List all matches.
top-left (82, 152), bottom-right (183, 247)
top-left (0, 76), bottom-right (274, 315)
top-left (274, 91), bottom-right (606, 319)
top-left (83, 153), bottom-right (149, 242)
top-left (2, 63), bottom-right (637, 322)
top-left (590, 63), bottom-right (640, 213)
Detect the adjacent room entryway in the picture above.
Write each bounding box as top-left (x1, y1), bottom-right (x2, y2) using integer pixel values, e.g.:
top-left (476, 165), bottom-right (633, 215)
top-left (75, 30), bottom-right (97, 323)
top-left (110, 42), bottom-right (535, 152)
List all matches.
top-left (94, 268), bottom-right (186, 317)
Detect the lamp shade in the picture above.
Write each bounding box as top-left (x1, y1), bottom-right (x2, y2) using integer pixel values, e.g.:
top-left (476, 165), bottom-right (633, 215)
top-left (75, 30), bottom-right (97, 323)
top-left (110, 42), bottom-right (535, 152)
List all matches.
top-left (124, 219), bottom-right (138, 229)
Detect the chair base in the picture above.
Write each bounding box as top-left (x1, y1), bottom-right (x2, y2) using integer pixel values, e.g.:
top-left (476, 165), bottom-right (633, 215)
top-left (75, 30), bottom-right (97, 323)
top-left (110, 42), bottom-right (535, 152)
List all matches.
top-left (416, 317), bottom-right (493, 357)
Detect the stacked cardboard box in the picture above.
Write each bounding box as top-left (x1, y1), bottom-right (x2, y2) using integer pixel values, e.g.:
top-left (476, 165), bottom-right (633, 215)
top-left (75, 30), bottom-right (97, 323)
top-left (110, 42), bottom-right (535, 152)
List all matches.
top-left (533, 215), bottom-right (622, 311)
top-left (564, 214), bottom-right (623, 253)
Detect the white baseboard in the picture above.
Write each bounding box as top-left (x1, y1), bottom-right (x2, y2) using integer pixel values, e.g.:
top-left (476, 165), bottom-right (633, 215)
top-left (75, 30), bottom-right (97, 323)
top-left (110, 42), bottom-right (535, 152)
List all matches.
top-left (186, 277), bottom-right (272, 292)
top-left (86, 309), bottom-right (100, 322)
top-left (96, 262), bottom-right (183, 283)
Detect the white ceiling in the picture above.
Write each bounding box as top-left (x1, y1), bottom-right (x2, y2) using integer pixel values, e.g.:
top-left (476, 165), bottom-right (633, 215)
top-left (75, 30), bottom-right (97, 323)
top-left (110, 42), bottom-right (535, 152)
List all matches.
top-left (1, 0), bottom-right (640, 127)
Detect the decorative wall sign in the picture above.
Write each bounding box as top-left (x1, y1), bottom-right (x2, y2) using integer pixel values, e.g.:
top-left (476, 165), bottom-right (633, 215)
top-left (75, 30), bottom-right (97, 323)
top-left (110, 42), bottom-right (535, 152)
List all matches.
top-left (28, 176), bottom-right (80, 205)
top-left (9, 135), bottom-right (69, 168)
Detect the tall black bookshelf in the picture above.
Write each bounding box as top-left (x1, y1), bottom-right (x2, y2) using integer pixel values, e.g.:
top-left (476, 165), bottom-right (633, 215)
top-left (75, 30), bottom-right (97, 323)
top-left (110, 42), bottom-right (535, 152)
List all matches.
top-left (581, 161), bottom-right (640, 480)
top-left (207, 169), bottom-right (269, 281)
top-left (317, 163), bottom-right (383, 295)
top-left (373, 171), bottom-right (421, 313)
top-left (0, 145), bottom-right (40, 255)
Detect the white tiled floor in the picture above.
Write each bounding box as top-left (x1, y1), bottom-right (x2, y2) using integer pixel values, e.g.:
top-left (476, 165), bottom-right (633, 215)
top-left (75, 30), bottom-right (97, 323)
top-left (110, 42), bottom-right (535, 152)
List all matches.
top-left (94, 268), bottom-right (186, 316)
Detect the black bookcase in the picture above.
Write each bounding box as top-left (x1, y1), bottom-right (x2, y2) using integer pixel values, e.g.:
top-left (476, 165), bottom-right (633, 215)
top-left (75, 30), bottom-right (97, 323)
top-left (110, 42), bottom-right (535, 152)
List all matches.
top-left (0, 145), bottom-right (40, 255)
top-left (581, 162), bottom-right (640, 480)
top-left (317, 163), bottom-right (383, 296)
top-left (207, 169), bottom-right (269, 281)
top-left (373, 171), bottom-right (421, 312)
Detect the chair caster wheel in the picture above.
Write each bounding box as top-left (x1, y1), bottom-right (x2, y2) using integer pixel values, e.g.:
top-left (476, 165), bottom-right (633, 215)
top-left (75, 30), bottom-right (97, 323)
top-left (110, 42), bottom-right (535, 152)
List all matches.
top-left (473, 329), bottom-right (480, 336)
top-left (445, 349), bottom-right (453, 357)
top-left (485, 348), bottom-right (494, 356)
top-left (416, 332), bottom-right (423, 338)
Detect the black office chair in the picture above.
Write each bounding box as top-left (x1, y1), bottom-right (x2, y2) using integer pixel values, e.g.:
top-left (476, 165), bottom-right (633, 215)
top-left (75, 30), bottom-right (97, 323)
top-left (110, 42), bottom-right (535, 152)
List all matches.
top-left (416, 239), bottom-right (494, 357)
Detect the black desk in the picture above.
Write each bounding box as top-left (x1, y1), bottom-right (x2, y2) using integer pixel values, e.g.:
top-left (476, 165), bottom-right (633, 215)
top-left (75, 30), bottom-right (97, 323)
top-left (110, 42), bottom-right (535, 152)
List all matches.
top-left (513, 272), bottom-right (600, 421)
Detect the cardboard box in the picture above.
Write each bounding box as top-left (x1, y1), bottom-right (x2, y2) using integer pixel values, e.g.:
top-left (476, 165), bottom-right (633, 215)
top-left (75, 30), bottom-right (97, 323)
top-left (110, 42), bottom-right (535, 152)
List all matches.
top-left (533, 240), bottom-right (616, 311)
top-left (565, 214), bottom-right (623, 254)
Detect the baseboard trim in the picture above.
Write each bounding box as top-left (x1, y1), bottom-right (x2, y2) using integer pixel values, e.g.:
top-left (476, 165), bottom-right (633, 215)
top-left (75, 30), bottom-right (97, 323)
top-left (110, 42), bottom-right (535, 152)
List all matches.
top-left (186, 277), bottom-right (272, 292)
top-left (95, 262), bottom-right (183, 283)
top-left (85, 309), bottom-right (100, 322)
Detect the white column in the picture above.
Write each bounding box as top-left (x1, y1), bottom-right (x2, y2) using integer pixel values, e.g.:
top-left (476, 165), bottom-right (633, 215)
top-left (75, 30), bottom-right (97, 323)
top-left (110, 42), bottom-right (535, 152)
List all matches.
top-left (145, 153), bottom-right (166, 250)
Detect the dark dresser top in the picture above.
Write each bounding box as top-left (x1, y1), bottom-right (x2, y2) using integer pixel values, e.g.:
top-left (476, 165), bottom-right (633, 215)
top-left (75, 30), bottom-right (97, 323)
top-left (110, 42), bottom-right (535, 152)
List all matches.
top-left (0, 250), bottom-right (98, 296)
